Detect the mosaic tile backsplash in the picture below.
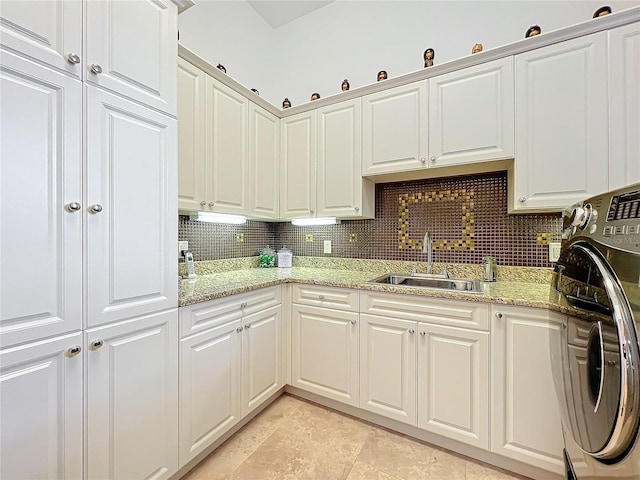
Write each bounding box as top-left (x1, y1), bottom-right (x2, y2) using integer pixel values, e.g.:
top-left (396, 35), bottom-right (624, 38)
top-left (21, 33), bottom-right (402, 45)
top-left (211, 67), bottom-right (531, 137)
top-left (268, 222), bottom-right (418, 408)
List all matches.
top-left (178, 171), bottom-right (564, 268)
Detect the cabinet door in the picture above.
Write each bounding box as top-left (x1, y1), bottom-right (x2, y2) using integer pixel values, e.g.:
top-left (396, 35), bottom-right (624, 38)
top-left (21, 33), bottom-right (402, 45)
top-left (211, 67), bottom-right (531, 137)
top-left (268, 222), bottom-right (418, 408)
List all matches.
top-left (417, 323), bottom-right (489, 449)
top-left (249, 103), bottom-right (279, 219)
top-left (491, 306), bottom-right (564, 475)
top-left (362, 82), bottom-right (428, 176)
top-left (205, 76), bottom-right (249, 215)
top-left (280, 111), bottom-right (317, 219)
top-left (0, 332), bottom-right (82, 480)
top-left (429, 57), bottom-right (514, 167)
top-left (609, 23), bottom-right (640, 189)
top-left (179, 318), bottom-right (242, 467)
top-left (85, 86), bottom-right (177, 327)
top-left (85, 0), bottom-right (177, 115)
top-left (514, 32), bottom-right (608, 211)
top-left (291, 304), bottom-right (358, 406)
top-left (86, 309), bottom-right (178, 480)
top-left (177, 57), bottom-right (206, 212)
top-left (0, 51), bottom-right (82, 348)
top-left (242, 305), bottom-right (282, 417)
top-left (317, 99), bottom-right (374, 219)
top-left (359, 314), bottom-right (416, 425)
top-left (0, 0), bottom-right (82, 77)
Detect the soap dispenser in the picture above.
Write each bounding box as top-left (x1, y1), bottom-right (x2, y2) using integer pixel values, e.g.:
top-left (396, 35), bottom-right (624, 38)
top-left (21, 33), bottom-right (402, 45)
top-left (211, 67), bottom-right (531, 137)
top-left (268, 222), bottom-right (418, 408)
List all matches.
top-left (482, 257), bottom-right (497, 282)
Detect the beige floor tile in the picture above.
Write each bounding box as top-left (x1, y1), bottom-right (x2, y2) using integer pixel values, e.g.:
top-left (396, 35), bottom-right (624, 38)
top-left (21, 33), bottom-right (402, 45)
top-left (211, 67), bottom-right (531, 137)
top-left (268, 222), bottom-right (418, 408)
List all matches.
top-left (228, 400), bottom-right (373, 480)
top-left (346, 460), bottom-right (404, 480)
top-left (182, 394), bottom-right (304, 480)
top-left (355, 427), bottom-right (466, 480)
top-left (465, 460), bottom-right (529, 480)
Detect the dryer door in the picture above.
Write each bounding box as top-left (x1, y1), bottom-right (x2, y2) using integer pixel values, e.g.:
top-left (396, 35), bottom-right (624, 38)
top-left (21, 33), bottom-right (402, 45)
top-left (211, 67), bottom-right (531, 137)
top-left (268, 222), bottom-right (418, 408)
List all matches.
top-left (555, 241), bottom-right (640, 460)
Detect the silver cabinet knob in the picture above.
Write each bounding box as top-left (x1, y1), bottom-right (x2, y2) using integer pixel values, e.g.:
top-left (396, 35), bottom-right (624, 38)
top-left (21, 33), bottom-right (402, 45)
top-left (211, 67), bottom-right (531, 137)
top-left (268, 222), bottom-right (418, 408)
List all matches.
top-left (495, 312), bottom-right (503, 319)
top-left (90, 63), bottom-right (103, 74)
top-left (90, 340), bottom-right (104, 350)
top-left (236, 326), bottom-right (244, 333)
top-left (67, 346), bottom-right (82, 357)
top-left (66, 202), bottom-right (81, 212)
top-left (208, 202), bottom-right (215, 207)
top-left (245, 323), bottom-right (251, 329)
top-left (430, 156), bottom-right (436, 162)
top-left (318, 295), bottom-right (325, 300)
top-left (200, 201), bottom-right (207, 207)
top-left (310, 209), bottom-right (315, 215)
top-left (420, 157), bottom-right (426, 164)
top-left (89, 204), bottom-right (103, 214)
top-left (518, 197), bottom-right (526, 204)
top-left (350, 319), bottom-right (357, 325)
top-left (354, 206), bottom-right (360, 213)
top-left (408, 328), bottom-right (415, 334)
top-left (66, 53), bottom-right (81, 64)
top-left (419, 330), bottom-right (426, 336)
top-left (240, 302), bottom-right (248, 309)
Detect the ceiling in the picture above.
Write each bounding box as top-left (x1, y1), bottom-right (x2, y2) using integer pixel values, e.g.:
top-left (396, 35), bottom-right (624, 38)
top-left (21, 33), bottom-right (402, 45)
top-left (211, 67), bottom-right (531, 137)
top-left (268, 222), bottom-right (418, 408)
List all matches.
top-left (247, 0), bottom-right (335, 29)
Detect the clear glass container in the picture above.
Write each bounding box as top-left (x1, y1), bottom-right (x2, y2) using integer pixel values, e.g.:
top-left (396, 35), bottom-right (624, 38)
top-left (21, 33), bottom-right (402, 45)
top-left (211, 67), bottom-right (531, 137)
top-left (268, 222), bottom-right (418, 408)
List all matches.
top-left (259, 245), bottom-right (276, 268)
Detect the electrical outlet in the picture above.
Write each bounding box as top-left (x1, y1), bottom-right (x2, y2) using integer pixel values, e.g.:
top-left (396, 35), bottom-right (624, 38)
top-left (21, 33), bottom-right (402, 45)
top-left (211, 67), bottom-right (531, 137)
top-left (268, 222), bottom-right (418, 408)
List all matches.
top-left (324, 240), bottom-right (332, 254)
top-left (178, 241), bottom-right (189, 256)
top-left (549, 242), bottom-right (561, 262)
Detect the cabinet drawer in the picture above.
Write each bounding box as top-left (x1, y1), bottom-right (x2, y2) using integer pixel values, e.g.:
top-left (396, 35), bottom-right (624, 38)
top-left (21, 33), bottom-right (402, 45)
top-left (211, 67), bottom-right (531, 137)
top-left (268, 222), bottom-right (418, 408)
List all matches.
top-left (291, 284), bottom-right (358, 311)
top-left (180, 286), bottom-right (281, 338)
top-left (360, 291), bottom-right (489, 331)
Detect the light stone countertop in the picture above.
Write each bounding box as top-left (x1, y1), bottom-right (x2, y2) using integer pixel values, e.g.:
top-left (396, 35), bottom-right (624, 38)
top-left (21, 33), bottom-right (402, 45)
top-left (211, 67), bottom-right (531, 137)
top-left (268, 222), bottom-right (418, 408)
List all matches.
top-left (179, 266), bottom-right (553, 309)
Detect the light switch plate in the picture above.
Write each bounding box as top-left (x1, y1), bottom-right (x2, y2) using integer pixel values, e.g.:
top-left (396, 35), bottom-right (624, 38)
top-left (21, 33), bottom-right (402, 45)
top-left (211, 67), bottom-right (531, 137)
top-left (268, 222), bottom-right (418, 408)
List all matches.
top-left (549, 242), bottom-right (561, 262)
top-left (324, 240), bottom-right (332, 254)
top-left (179, 241), bottom-right (189, 256)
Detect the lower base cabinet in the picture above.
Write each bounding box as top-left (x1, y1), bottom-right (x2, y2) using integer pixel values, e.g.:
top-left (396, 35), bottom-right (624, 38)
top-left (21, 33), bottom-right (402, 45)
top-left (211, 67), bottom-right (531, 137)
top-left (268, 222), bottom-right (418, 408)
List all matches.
top-left (86, 309), bottom-right (179, 480)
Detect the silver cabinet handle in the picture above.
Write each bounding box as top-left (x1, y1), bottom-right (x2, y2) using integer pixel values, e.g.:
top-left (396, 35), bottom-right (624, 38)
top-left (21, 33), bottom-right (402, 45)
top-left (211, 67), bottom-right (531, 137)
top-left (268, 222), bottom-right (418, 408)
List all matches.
top-left (350, 319), bottom-right (357, 325)
top-left (354, 206), bottom-right (359, 212)
top-left (420, 157), bottom-right (426, 164)
top-left (408, 328), bottom-right (415, 334)
top-left (66, 202), bottom-right (81, 212)
top-left (245, 323), bottom-right (251, 329)
top-left (89, 204), bottom-right (103, 214)
top-left (240, 302), bottom-right (248, 309)
top-left (67, 346), bottom-right (82, 357)
top-left (90, 63), bottom-right (103, 74)
top-left (318, 295), bottom-right (325, 300)
top-left (495, 312), bottom-right (503, 319)
top-left (310, 209), bottom-right (315, 215)
top-left (200, 200), bottom-right (206, 207)
top-left (419, 330), bottom-right (426, 336)
top-left (66, 53), bottom-right (81, 64)
top-left (519, 197), bottom-right (527, 204)
top-left (90, 340), bottom-right (104, 350)
top-left (236, 326), bottom-right (243, 333)
top-left (208, 202), bottom-right (215, 207)
top-left (430, 156), bottom-right (436, 162)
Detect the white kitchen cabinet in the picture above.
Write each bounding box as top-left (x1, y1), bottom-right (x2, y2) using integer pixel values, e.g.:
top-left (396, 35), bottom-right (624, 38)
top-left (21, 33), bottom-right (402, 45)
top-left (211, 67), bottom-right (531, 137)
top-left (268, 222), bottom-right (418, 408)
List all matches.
top-left (280, 110), bottom-right (317, 219)
top-left (291, 303), bottom-right (359, 406)
top-left (249, 103), bottom-right (280, 219)
top-left (85, 86), bottom-right (177, 328)
top-left (317, 99), bottom-right (375, 219)
top-left (417, 323), bottom-right (489, 449)
top-left (0, 332), bottom-right (83, 480)
top-left (177, 56), bottom-right (206, 212)
top-left (513, 32), bottom-right (608, 212)
top-left (86, 309), bottom-right (179, 480)
top-left (205, 76), bottom-right (250, 215)
top-left (242, 305), bottom-right (282, 416)
top-left (362, 81), bottom-right (428, 176)
top-left (179, 317), bottom-right (242, 467)
top-left (85, 0), bottom-right (177, 115)
top-left (0, 0), bottom-right (82, 78)
top-left (359, 314), bottom-right (417, 424)
top-left (609, 22), bottom-right (640, 189)
top-left (429, 57), bottom-right (514, 167)
top-left (491, 305), bottom-right (565, 475)
top-left (0, 51), bottom-right (82, 348)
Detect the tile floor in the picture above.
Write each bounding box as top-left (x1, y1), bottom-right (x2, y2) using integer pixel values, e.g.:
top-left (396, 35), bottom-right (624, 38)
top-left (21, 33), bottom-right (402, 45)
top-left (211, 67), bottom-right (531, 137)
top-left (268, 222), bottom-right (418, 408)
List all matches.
top-left (182, 394), bottom-right (530, 480)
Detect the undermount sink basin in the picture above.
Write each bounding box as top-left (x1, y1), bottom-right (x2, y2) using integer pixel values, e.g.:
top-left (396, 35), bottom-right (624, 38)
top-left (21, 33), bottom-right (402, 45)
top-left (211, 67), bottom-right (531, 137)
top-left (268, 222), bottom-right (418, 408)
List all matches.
top-left (367, 274), bottom-right (485, 294)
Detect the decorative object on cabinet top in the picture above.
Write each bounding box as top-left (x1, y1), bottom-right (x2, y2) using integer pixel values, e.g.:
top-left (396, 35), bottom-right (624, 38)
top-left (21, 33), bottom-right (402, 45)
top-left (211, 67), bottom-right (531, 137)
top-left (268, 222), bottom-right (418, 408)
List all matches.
top-left (311, 92), bottom-right (321, 101)
top-left (282, 97), bottom-right (292, 108)
top-left (471, 43), bottom-right (483, 54)
top-left (377, 70), bottom-right (388, 81)
top-left (216, 63), bottom-right (227, 73)
top-left (251, 88), bottom-right (260, 95)
top-left (593, 5), bottom-right (612, 17)
top-left (341, 79), bottom-right (350, 91)
top-left (525, 25), bottom-right (541, 38)
top-left (423, 48), bottom-right (434, 67)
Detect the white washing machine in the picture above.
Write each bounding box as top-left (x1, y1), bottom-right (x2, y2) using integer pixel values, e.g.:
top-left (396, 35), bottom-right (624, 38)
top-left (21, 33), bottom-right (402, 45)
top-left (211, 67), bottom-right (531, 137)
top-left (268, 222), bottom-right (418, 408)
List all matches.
top-left (550, 184), bottom-right (640, 479)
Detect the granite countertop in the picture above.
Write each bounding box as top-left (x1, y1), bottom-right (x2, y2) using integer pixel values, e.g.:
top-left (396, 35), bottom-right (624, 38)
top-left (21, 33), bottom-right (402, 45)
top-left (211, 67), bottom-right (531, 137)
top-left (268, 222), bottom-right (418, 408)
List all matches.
top-left (179, 263), bottom-right (553, 309)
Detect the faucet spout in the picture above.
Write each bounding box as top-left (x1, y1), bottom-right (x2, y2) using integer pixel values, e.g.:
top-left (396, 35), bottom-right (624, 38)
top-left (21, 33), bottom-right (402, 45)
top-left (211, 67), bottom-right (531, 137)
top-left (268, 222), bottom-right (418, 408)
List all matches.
top-left (423, 232), bottom-right (432, 274)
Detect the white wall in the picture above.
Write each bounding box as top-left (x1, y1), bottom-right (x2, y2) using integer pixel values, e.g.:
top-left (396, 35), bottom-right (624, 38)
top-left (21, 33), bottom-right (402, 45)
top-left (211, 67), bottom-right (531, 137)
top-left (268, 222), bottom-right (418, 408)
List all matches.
top-left (180, 0), bottom-right (639, 107)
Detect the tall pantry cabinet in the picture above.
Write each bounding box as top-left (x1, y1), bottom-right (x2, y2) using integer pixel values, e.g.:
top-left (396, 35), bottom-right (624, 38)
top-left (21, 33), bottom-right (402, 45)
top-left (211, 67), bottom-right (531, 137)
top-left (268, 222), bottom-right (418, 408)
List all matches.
top-left (0, 1), bottom-right (181, 479)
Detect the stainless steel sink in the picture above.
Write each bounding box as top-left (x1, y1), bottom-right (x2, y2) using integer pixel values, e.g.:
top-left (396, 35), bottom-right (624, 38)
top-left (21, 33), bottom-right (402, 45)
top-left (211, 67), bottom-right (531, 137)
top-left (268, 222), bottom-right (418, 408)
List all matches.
top-left (367, 274), bottom-right (485, 293)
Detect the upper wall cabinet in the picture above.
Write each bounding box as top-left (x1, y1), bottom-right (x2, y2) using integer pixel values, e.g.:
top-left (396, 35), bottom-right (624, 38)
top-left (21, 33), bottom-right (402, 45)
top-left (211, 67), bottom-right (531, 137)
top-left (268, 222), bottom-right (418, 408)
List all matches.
top-left (609, 22), bottom-right (640, 190)
top-left (249, 104), bottom-right (280, 220)
top-left (85, 0), bottom-right (177, 115)
top-left (362, 82), bottom-right (429, 176)
top-left (513, 32), bottom-right (608, 212)
top-left (205, 76), bottom-right (250, 215)
top-left (317, 99), bottom-right (375, 219)
top-left (428, 57), bottom-right (514, 167)
top-left (280, 110), bottom-right (317, 219)
top-left (0, 0), bottom-right (82, 77)
top-left (177, 57), bottom-right (206, 212)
